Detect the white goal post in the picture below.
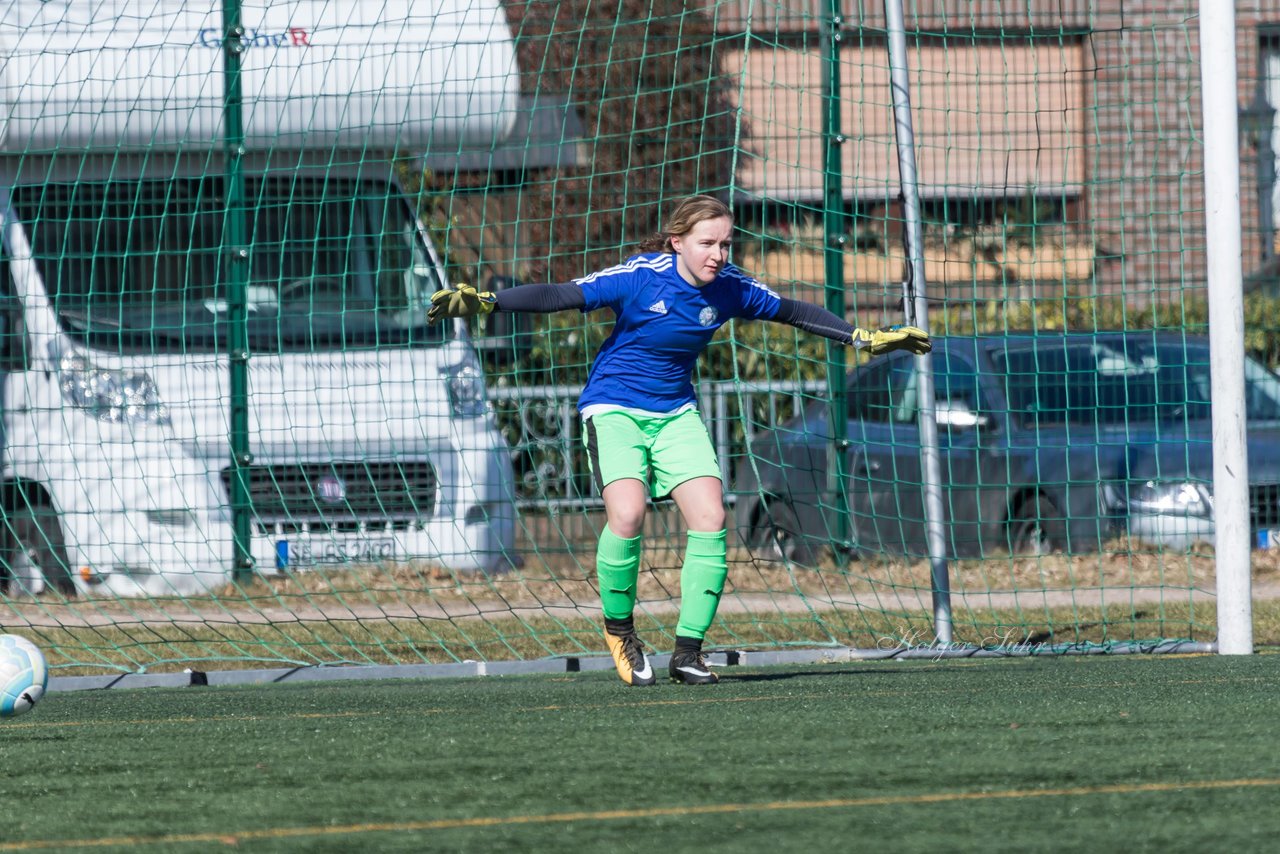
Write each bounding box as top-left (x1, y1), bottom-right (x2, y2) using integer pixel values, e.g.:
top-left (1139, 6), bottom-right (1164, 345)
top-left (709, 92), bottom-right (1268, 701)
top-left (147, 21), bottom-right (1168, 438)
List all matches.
top-left (1199, 0), bottom-right (1254, 655)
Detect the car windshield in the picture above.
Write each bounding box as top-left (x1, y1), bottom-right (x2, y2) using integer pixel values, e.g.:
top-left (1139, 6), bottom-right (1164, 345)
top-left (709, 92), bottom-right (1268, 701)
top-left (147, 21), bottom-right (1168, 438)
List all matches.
top-left (992, 337), bottom-right (1280, 426)
top-left (14, 176), bottom-right (446, 353)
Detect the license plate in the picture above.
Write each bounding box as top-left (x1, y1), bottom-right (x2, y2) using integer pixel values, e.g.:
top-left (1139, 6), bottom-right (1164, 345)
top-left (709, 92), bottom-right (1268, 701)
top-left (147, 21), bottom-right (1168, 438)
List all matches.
top-left (1256, 530), bottom-right (1280, 550)
top-left (276, 538), bottom-right (398, 568)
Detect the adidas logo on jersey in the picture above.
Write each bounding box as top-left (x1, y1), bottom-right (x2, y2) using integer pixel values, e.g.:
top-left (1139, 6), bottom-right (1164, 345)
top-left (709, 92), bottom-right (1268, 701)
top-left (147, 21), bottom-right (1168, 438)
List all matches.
top-left (648, 300), bottom-right (668, 315)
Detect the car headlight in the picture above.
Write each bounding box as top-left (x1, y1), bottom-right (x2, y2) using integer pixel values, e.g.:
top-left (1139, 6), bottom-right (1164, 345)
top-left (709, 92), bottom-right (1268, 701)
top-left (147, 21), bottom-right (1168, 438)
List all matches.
top-left (444, 358), bottom-right (488, 419)
top-left (1107, 480), bottom-right (1212, 518)
top-left (59, 352), bottom-right (170, 425)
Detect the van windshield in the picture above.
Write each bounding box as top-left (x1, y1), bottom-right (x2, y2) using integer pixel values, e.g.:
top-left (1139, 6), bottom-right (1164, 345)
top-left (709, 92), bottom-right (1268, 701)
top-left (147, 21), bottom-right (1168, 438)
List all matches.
top-left (13, 176), bottom-right (447, 353)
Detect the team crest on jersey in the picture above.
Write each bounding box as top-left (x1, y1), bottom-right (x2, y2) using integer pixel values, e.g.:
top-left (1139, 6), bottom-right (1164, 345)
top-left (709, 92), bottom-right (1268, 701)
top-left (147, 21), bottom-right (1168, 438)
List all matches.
top-left (698, 306), bottom-right (718, 327)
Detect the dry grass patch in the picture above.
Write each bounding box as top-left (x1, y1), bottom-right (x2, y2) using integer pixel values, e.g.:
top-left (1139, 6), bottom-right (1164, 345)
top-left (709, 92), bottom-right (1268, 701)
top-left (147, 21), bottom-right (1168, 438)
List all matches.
top-left (3, 538), bottom-right (1276, 676)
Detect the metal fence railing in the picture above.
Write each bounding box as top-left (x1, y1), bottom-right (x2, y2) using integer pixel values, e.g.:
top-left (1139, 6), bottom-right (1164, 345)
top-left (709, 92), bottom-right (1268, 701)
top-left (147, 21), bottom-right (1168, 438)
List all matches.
top-left (490, 379), bottom-right (827, 508)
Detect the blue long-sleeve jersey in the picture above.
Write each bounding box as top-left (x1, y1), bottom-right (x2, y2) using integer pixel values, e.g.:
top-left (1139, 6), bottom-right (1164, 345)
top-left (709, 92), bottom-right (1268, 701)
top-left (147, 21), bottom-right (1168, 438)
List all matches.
top-left (574, 253), bottom-right (781, 413)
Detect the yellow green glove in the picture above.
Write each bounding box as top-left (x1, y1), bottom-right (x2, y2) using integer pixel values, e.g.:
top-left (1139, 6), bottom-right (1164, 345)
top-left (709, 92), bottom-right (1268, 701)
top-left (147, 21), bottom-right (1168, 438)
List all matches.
top-left (850, 325), bottom-right (932, 356)
top-left (427, 285), bottom-right (497, 325)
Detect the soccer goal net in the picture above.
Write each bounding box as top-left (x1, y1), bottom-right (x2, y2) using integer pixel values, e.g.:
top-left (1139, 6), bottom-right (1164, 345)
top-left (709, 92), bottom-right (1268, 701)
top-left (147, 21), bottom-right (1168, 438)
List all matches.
top-left (0, 0), bottom-right (1271, 675)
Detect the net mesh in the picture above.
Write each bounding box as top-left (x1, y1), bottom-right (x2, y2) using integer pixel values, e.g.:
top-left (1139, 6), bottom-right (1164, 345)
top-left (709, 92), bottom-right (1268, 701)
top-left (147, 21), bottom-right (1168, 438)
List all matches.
top-left (0, 0), bottom-right (1273, 674)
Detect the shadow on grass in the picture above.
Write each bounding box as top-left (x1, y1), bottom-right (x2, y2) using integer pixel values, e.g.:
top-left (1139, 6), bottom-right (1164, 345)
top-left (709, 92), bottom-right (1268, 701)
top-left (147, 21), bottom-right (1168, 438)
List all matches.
top-left (717, 665), bottom-right (927, 683)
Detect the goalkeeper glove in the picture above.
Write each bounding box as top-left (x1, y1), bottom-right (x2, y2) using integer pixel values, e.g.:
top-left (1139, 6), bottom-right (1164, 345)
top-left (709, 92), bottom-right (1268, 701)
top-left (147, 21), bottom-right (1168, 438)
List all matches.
top-left (427, 285), bottom-right (497, 325)
top-left (850, 325), bottom-right (932, 356)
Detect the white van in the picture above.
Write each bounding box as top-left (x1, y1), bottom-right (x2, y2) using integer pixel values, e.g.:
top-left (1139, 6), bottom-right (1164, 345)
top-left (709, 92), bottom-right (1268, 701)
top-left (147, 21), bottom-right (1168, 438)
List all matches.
top-left (0, 1), bottom-right (519, 597)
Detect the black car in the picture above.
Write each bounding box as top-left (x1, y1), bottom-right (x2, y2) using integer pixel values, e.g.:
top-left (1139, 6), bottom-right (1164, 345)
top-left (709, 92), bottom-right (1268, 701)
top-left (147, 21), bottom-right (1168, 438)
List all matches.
top-left (733, 332), bottom-right (1280, 562)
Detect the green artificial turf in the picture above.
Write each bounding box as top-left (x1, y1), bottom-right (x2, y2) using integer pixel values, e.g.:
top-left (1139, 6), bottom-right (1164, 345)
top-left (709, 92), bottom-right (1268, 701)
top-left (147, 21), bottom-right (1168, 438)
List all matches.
top-left (3, 654), bottom-right (1280, 852)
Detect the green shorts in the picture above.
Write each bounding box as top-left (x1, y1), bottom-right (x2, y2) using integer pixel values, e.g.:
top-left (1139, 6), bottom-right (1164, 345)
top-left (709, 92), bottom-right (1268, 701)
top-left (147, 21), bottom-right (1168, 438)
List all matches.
top-left (583, 409), bottom-right (722, 500)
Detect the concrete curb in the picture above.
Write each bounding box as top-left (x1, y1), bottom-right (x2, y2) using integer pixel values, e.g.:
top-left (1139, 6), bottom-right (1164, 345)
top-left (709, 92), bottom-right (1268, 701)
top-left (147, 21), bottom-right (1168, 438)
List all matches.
top-left (47, 640), bottom-right (1217, 693)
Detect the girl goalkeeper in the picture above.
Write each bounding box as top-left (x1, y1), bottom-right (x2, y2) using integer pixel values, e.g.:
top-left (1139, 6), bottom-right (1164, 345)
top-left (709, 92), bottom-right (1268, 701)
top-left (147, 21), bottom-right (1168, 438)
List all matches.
top-left (428, 195), bottom-right (930, 686)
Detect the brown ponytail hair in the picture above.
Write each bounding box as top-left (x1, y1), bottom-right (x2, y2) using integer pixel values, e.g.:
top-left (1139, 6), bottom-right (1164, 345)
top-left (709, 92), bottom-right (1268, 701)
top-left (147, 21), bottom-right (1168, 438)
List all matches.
top-left (636, 194), bottom-right (733, 254)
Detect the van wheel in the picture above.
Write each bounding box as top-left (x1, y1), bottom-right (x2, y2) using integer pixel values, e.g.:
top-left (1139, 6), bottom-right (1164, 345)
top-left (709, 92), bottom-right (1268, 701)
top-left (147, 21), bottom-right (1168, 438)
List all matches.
top-left (1008, 496), bottom-right (1067, 557)
top-left (748, 497), bottom-right (815, 565)
top-left (3, 507), bottom-right (76, 597)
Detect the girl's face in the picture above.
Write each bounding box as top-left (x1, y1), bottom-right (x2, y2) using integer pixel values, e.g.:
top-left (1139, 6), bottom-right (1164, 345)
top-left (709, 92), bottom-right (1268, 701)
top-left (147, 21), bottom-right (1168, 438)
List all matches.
top-left (670, 215), bottom-right (733, 286)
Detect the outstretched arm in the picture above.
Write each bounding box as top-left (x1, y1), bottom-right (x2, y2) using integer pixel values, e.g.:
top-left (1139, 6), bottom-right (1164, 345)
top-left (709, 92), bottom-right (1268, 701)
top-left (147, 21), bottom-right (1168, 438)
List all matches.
top-left (493, 282), bottom-right (585, 313)
top-left (773, 298), bottom-right (855, 342)
top-left (772, 297), bottom-right (932, 356)
top-left (427, 282), bottom-right (584, 324)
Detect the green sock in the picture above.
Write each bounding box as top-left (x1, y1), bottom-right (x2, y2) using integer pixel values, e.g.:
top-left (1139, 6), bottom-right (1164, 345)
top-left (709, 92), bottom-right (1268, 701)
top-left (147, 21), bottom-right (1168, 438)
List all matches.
top-left (676, 530), bottom-right (728, 640)
top-left (596, 526), bottom-right (642, 621)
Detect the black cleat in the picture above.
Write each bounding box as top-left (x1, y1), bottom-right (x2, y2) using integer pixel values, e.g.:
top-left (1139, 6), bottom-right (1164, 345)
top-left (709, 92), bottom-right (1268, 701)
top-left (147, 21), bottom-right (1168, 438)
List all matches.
top-left (668, 648), bottom-right (718, 685)
top-left (604, 621), bottom-right (656, 686)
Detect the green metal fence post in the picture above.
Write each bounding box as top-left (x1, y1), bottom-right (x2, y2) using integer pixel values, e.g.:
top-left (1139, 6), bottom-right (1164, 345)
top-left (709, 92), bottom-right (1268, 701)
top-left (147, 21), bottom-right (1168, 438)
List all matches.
top-left (222, 1), bottom-right (254, 582)
top-left (822, 1), bottom-right (852, 560)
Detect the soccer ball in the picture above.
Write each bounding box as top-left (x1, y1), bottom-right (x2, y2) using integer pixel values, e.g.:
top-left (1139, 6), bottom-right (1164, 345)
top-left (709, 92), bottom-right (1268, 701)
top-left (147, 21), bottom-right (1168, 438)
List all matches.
top-left (0, 634), bottom-right (48, 718)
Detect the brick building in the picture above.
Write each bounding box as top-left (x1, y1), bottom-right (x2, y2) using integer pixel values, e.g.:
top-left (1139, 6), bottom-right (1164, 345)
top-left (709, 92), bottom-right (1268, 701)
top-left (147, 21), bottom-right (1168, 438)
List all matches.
top-left (702, 1), bottom-right (1279, 306)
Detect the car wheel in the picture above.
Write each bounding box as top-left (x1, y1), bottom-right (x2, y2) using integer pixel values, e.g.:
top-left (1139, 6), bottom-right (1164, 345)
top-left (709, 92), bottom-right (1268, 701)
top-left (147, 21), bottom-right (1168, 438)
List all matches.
top-left (1008, 495), bottom-right (1067, 556)
top-left (2, 505), bottom-right (76, 597)
top-left (748, 497), bottom-right (815, 564)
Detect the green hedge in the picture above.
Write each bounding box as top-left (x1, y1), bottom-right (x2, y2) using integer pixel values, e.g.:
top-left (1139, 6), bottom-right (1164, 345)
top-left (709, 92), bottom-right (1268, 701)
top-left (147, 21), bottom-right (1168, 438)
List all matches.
top-left (937, 293), bottom-right (1280, 369)
top-left (482, 293), bottom-right (1280, 387)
